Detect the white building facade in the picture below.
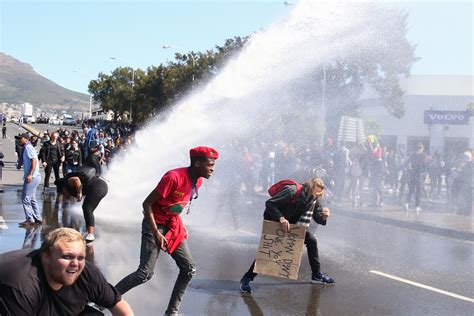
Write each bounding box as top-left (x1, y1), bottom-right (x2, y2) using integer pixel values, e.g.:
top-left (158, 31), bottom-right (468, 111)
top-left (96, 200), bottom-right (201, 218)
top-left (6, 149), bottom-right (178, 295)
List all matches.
top-left (358, 75), bottom-right (473, 158)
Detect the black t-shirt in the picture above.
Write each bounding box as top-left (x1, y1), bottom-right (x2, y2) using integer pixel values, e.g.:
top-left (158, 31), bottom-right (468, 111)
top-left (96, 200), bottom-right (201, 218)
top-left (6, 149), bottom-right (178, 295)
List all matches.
top-left (84, 154), bottom-right (101, 176)
top-left (45, 142), bottom-right (60, 162)
top-left (409, 152), bottom-right (426, 176)
top-left (0, 249), bottom-right (121, 316)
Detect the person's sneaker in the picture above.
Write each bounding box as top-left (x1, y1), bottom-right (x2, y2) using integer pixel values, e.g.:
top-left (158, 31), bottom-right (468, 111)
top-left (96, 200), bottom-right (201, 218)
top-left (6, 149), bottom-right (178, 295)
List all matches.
top-left (18, 220), bottom-right (34, 226)
top-left (415, 206), bottom-right (422, 212)
top-left (404, 203), bottom-right (409, 210)
top-left (240, 276), bottom-right (252, 293)
top-left (85, 233), bottom-right (95, 242)
top-left (311, 272), bottom-right (335, 285)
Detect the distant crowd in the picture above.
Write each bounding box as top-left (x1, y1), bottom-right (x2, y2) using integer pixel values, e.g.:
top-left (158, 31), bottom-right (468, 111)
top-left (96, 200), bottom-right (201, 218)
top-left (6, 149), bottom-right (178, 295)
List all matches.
top-left (14, 119), bottom-right (136, 192)
top-left (11, 118), bottom-right (473, 216)
top-left (217, 136), bottom-right (473, 216)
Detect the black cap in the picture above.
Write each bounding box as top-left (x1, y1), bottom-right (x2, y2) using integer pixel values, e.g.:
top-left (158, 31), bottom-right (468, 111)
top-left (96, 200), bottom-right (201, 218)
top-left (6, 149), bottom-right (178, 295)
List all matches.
top-left (89, 140), bottom-right (99, 148)
top-left (15, 132), bottom-right (30, 140)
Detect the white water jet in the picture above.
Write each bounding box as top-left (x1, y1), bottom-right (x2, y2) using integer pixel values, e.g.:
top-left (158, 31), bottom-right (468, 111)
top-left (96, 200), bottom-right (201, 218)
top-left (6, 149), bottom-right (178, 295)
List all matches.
top-left (97, 0), bottom-right (407, 229)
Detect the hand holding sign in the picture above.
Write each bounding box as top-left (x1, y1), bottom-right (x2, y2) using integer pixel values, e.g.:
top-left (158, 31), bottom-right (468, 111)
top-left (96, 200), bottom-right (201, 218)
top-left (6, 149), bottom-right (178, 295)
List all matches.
top-left (254, 220), bottom-right (306, 280)
top-left (279, 216), bottom-right (290, 233)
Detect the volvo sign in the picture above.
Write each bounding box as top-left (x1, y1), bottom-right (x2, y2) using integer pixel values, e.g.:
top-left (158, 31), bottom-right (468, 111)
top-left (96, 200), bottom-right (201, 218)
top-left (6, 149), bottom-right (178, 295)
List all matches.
top-left (424, 110), bottom-right (470, 125)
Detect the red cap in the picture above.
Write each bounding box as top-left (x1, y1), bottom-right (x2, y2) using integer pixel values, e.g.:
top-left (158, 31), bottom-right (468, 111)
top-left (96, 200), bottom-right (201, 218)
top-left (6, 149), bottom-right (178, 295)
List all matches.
top-left (189, 146), bottom-right (219, 159)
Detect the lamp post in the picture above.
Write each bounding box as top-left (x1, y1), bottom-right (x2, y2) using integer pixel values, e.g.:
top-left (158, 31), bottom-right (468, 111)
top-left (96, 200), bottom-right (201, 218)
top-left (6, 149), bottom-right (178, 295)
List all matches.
top-left (72, 70), bottom-right (92, 119)
top-left (163, 45), bottom-right (195, 81)
top-left (320, 66), bottom-right (327, 147)
top-left (110, 56), bottom-right (135, 122)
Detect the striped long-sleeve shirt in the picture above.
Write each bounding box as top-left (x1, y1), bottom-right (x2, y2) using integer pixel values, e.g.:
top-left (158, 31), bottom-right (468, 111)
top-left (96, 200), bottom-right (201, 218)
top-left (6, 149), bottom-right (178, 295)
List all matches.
top-left (263, 184), bottom-right (326, 226)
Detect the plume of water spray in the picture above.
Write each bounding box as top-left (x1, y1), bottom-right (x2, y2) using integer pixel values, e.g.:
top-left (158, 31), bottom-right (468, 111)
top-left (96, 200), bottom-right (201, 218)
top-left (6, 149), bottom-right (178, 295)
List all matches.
top-left (98, 0), bottom-right (409, 227)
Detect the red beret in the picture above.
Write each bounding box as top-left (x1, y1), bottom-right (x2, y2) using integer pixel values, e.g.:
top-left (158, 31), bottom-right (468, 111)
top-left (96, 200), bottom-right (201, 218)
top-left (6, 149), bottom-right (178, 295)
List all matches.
top-left (189, 146), bottom-right (219, 159)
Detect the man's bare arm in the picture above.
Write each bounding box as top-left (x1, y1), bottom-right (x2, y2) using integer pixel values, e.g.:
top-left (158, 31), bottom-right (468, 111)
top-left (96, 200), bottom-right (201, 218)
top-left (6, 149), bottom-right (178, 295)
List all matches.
top-left (109, 299), bottom-right (134, 316)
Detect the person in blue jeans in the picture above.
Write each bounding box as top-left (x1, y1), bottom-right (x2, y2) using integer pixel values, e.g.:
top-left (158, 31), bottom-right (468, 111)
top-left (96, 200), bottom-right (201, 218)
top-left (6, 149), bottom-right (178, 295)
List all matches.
top-left (16, 133), bottom-right (42, 226)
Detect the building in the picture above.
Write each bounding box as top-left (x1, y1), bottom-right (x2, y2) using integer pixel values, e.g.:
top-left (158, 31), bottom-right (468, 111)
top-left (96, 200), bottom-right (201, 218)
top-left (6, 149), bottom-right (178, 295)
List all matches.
top-left (358, 75), bottom-right (473, 158)
top-left (90, 108), bottom-right (114, 121)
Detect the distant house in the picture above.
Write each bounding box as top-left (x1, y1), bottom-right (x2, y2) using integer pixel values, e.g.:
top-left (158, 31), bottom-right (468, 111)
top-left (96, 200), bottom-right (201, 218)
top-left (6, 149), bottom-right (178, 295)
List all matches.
top-left (91, 108), bottom-right (114, 121)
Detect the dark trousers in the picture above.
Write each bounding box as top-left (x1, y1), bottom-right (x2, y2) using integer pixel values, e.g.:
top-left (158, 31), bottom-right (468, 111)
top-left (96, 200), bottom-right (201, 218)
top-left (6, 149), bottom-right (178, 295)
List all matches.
top-left (430, 176), bottom-right (442, 196)
top-left (115, 218), bottom-right (196, 315)
top-left (243, 230), bottom-right (320, 280)
top-left (398, 174), bottom-right (408, 202)
top-left (44, 160), bottom-right (61, 188)
top-left (82, 178), bottom-right (108, 228)
top-left (406, 176), bottom-right (423, 207)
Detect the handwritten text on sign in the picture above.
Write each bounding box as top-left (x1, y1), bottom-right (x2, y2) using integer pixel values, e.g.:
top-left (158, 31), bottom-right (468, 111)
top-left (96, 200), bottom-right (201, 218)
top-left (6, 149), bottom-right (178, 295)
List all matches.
top-left (253, 220), bottom-right (306, 280)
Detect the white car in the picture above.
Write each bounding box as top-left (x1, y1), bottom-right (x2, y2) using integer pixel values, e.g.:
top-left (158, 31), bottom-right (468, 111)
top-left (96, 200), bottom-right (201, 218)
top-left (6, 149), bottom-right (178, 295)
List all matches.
top-left (63, 116), bottom-right (76, 126)
top-left (24, 115), bottom-right (36, 124)
top-left (49, 117), bottom-right (62, 125)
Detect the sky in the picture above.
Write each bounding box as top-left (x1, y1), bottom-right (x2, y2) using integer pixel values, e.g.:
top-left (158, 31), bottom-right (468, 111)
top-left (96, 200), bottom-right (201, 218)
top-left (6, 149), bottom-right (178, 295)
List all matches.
top-left (1, 0), bottom-right (473, 94)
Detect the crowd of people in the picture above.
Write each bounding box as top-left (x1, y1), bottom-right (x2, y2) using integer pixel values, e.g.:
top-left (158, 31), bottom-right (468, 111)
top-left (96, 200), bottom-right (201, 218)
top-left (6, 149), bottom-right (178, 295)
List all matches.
top-left (15, 120), bottom-right (135, 183)
top-left (2, 120), bottom-right (472, 315)
top-left (12, 121), bottom-right (136, 242)
top-left (216, 136), bottom-right (473, 216)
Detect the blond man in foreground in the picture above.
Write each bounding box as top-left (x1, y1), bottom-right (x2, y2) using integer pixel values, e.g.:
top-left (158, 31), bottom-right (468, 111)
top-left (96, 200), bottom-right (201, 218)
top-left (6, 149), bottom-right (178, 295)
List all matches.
top-left (0, 227), bottom-right (134, 315)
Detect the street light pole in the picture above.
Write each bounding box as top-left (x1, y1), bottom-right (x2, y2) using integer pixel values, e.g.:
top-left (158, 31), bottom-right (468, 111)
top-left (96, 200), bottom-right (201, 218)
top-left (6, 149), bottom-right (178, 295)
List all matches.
top-left (321, 66), bottom-right (327, 147)
top-left (110, 56), bottom-right (135, 122)
top-left (163, 45), bottom-right (195, 81)
top-left (73, 70), bottom-right (92, 119)
top-left (89, 93), bottom-right (92, 119)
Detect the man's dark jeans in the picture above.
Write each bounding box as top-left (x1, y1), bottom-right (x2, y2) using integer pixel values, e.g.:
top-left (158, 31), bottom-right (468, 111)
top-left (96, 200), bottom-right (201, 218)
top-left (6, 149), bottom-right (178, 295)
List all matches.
top-left (115, 218), bottom-right (196, 315)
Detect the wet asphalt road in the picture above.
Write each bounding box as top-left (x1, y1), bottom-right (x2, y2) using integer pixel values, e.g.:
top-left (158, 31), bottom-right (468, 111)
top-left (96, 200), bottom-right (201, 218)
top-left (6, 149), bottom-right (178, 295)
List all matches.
top-left (1, 123), bottom-right (473, 315)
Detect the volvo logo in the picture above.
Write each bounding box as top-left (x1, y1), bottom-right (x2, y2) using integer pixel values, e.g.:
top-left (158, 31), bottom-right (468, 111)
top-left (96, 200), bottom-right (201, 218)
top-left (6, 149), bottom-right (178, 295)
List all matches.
top-left (424, 110), bottom-right (470, 125)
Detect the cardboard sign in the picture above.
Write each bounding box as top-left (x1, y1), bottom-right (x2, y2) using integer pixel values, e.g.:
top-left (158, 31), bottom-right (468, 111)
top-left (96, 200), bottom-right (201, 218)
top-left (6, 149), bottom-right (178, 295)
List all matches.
top-left (253, 220), bottom-right (306, 280)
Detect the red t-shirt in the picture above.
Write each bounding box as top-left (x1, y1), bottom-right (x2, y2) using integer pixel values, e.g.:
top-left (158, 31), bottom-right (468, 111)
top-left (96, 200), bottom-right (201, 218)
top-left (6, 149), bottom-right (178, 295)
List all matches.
top-left (372, 144), bottom-right (383, 159)
top-left (152, 167), bottom-right (202, 223)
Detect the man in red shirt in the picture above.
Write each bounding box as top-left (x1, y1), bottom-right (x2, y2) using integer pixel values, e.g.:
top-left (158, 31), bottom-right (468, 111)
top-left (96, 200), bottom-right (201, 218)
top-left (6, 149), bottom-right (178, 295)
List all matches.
top-left (115, 146), bottom-right (218, 316)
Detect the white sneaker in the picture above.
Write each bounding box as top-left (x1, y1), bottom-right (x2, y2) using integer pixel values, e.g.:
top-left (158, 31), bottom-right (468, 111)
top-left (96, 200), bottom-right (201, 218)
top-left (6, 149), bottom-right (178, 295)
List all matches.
top-left (85, 233), bottom-right (95, 242)
top-left (404, 203), bottom-right (409, 210)
top-left (415, 206), bottom-right (422, 212)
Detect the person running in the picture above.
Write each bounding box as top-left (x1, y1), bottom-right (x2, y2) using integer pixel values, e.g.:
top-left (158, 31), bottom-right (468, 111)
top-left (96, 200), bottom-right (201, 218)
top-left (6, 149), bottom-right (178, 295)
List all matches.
top-left (115, 146), bottom-right (218, 316)
top-left (240, 177), bottom-right (334, 294)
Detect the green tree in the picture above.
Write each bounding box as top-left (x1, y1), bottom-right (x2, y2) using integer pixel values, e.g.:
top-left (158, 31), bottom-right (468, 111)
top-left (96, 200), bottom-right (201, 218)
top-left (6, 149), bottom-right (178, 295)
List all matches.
top-left (89, 67), bottom-right (137, 120)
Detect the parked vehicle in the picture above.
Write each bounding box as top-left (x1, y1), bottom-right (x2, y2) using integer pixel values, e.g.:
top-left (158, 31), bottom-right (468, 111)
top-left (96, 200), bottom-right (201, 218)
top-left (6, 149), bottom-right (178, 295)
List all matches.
top-left (21, 115), bottom-right (36, 124)
top-left (49, 117), bottom-right (62, 125)
top-left (20, 103), bottom-right (34, 118)
top-left (36, 115), bottom-right (49, 124)
top-left (62, 115), bottom-right (76, 126)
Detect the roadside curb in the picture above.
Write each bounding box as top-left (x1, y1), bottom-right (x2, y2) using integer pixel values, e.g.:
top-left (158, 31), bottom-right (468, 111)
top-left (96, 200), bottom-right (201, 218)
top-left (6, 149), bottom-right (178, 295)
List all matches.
top-left (335, 207), bottom-right (474, 242)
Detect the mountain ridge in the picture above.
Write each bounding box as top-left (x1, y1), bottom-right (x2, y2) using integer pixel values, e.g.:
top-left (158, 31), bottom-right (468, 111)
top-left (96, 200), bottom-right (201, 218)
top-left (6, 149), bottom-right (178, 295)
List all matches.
top-left (0, 52), bottom-right (89, 111)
